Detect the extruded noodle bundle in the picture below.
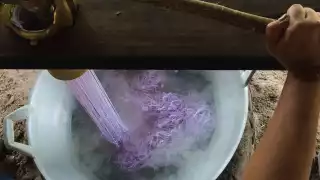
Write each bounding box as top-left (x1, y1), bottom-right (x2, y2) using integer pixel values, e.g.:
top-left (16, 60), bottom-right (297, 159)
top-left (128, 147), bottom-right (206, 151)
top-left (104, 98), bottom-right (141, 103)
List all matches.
top-left (67, 70), bottom-right (128, 147)
top-left (69, 70), bottom-right (215, 171)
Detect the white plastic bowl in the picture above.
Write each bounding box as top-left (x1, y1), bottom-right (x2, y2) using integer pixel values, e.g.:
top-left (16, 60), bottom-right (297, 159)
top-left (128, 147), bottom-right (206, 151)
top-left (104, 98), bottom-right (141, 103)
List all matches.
top-left (4, 70), bottom-right (251, 180)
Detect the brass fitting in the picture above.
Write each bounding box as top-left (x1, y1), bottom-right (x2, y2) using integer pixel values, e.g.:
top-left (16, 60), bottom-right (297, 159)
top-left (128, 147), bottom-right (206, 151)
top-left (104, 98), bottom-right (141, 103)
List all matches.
top-left (0, 0), bottom-right (77, 45)
top-left (48, 70), bottom-right (87, 80)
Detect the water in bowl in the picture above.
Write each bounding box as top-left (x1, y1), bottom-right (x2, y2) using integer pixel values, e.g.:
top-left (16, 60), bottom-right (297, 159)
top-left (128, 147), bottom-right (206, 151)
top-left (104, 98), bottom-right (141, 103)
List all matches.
top-left (71, 70), bottom-right (216, 180)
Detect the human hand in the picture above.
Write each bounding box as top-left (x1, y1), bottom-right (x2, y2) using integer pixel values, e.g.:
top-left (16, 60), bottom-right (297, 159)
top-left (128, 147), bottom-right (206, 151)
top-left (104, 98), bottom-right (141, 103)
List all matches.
top-left (266, 4), bottom-right (320, 79)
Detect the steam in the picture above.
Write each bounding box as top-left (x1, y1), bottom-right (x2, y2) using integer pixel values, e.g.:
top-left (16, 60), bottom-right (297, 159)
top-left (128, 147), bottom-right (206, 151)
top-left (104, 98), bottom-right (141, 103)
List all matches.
top-left (71, 70), bottom-right (216, 180)
top-left (67, 70), bottom-right (127, 146)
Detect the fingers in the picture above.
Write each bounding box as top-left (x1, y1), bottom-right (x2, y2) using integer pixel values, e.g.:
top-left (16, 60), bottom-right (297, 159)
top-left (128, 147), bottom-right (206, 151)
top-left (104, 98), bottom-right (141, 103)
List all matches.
top-left (305, 8), bottom-right (319, 21)
top-left (287, 5), bottom-right (320, 22)
top-left (266, 4), bottom-right (320, 51)
top-left (266, 16), bottom-right (289, 49)
top-left (287, 4), bottom-right (305, 22)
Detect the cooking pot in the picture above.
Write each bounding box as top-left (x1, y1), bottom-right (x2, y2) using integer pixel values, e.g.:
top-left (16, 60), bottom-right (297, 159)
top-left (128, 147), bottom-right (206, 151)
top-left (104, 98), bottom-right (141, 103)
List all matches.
top-left (4, 70), bottom-right (252, 180)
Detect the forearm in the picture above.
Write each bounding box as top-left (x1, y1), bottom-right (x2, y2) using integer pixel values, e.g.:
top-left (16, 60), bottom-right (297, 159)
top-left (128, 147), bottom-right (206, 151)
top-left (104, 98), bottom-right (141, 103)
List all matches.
top-left (243, 72), bottom-right (320, 180)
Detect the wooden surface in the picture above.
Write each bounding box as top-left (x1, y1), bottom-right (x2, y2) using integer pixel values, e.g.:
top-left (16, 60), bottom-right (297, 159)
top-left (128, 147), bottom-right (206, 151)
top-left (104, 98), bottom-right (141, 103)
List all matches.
top-left (0, 0), bottom-right (320, 57)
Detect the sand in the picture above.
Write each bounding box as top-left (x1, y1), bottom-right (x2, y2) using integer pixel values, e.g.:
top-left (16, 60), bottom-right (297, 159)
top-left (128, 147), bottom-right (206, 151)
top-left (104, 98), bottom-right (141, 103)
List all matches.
top-left (0, 70), bottom-right (40, 180)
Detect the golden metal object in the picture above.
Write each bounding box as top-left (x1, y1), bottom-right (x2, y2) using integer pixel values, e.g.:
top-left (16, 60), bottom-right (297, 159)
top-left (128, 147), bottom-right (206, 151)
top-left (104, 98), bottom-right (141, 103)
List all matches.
top-left (48, 70), bottom-right (87, 80)
top-left (0, 0), bottom-right (77, 45)
top-left (1, 0), bottom-right (84, 81)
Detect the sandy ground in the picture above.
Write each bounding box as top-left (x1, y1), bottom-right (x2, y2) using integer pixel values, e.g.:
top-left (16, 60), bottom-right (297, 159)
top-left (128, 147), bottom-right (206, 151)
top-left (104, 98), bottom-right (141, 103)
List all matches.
top-left (0, 70), bottom-right (318, 179)
top-left (0, 70), bottom-right (40, 180)
top-left (249, 71), bottom-right (287, 146)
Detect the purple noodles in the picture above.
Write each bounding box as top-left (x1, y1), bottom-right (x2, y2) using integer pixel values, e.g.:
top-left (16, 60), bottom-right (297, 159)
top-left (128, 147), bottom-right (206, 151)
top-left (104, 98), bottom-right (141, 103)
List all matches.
top-left (68, 70), bottom-right (215, 171)
top-left (114, 71), bottom-right (215, 170)
top-left (67, 70), bottom-right (128, 147)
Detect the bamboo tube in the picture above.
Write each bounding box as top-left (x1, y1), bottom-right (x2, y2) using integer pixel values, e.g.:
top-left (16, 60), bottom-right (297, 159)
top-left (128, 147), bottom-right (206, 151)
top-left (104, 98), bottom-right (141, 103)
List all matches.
top-left (135, 0), bottom-right (275, 34)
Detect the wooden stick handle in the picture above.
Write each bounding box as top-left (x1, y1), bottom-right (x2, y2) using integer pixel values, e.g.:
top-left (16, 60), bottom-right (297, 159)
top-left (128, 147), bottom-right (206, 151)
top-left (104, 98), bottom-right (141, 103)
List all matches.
top-left (136, 0), bottom-right (275, 34)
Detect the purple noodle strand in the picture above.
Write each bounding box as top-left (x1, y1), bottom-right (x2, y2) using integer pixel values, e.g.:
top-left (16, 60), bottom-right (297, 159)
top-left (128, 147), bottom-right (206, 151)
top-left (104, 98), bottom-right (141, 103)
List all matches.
top-left (67, 70), bottom-right (214, 170)
top-left (67, 70), bottom-right (127, 147)
top-left (114, 71), bottom-right (215, 171)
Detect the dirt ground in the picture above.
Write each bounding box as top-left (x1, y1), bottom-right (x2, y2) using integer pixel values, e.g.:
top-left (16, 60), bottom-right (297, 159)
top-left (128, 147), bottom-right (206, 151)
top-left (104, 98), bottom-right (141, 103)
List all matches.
top-left (0, 70), bottom-right (40, 180)
top-left (0, 70), bottom-right (318, 180)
